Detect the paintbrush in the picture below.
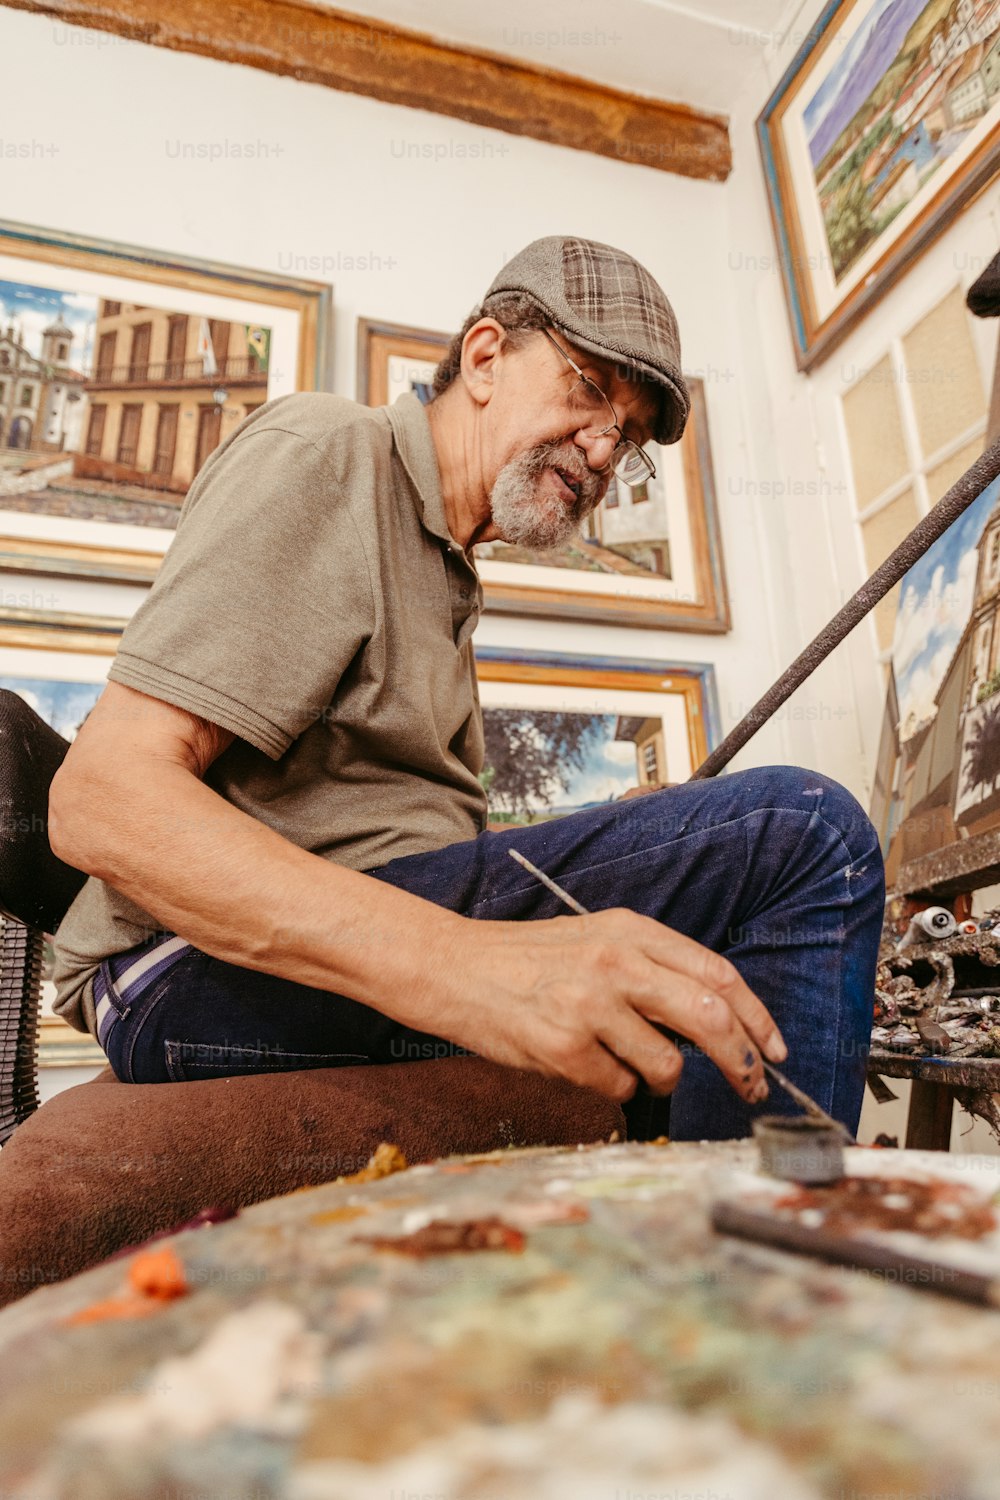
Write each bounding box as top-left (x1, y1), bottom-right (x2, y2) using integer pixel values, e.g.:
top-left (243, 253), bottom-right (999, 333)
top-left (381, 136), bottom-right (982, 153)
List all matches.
top-left (758, 1060), bottom-right (855, 1145)
top-left (508, 847), bottom-right (856, 1144)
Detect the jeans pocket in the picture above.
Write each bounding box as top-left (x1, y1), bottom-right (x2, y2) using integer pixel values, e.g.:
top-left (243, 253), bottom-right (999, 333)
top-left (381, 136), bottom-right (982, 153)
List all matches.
top-left (163, 1040), bottom-right (370, 1083)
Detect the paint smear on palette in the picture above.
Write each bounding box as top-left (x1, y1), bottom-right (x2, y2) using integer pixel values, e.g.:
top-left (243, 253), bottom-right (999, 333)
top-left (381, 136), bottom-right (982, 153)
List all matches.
top-left (398, 1200), bottom-right (588, 1233)
top-left (774, 1176), bottom-right (997, 1240)
top-left (354, 1217), bottom-right (527, 1258)
top-left (62, 1246), bottom-right (188, 1326)
top-left (503, 1200), bottom-right (590, 1228)
top-left (290, 1142), bottom-right (409, 1197)
top-left (340, 1143), bottom-right (409, 1184)
top-left (311, 1206), bottom-right (370, 1226)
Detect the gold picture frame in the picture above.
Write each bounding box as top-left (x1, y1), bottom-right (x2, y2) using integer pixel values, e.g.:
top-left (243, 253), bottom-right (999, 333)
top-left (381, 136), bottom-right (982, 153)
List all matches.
top-left (0, 218), bottom-right (333, 529)
top-left (356, 317), bottom-right (450, 409)
top-left (1, 218), bottom-right (332, 392)
top-left (475, 645), bottom-right (721, 797)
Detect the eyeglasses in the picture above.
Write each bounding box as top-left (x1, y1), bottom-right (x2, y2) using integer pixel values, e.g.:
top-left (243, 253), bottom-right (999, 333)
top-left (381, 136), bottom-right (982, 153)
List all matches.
top-left (540, 327), bottom-right (656, 487)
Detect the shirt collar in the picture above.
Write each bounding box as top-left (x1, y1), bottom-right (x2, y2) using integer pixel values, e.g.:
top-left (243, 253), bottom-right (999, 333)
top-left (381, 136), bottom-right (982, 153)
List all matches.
top-left (387, 391), bottom-right (455, 547)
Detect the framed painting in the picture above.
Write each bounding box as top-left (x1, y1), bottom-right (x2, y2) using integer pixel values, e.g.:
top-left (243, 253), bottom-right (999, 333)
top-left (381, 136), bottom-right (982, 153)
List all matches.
top-left (357, 318), bottom-right (730, 632)
top-left (875, 466), bottom-right (1000, 887)
top-left (0, 218), bottom-right (333, 525)
top-left (0, 511), bottom-right (169, 610)
top-left (474, 647), bottom-right (721, 822)
top-left (356, 317), bottom-right (449, 408)
top-left (759, 0), bottom-right (1000, 370)
top-left (0, 513), bottom-right (142, 656)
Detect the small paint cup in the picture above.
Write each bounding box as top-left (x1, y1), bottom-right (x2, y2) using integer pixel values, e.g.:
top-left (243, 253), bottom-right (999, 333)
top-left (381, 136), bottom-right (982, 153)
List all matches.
top-left (753, 1115), bottom-right (845, 1185)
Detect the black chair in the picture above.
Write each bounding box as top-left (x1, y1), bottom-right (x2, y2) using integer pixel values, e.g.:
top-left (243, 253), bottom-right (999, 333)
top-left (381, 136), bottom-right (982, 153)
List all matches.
top-left (0, 689), bottom-right (87, 1145)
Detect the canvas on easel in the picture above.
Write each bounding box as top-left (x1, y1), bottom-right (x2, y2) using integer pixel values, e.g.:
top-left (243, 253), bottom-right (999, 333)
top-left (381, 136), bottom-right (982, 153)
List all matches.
top-left (875, 470), bottom-right (1000, 889)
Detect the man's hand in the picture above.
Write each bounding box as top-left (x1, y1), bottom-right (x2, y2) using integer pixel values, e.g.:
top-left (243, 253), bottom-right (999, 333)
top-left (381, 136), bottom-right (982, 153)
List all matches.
top-left (430, 908), bottom-right (786, 1106)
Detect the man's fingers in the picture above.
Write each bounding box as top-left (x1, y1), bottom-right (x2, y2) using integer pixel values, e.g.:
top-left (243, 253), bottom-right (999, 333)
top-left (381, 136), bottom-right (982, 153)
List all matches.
top-left (562, 1043), bottom-right (640, 1103)
top-left (622, 914), bottom-right (787, 1063)
top-left (608, 953), bottom-right (769, 1105)
top-left (529, 1018), bottom-right (641, 1102)
top-left (678, 984), bottom-right (768, 1105)
top-left (595, 1011), bottom-right (683, 1096)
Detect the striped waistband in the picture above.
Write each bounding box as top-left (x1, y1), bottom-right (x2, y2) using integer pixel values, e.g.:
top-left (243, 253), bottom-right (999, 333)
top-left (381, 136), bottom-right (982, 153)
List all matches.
top-left (94, 933), bottom-right (196, 1050)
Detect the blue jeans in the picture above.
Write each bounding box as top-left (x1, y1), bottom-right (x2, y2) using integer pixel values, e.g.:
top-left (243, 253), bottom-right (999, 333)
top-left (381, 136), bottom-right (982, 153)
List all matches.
top-left (100, 765), bottom-right (884, 1141)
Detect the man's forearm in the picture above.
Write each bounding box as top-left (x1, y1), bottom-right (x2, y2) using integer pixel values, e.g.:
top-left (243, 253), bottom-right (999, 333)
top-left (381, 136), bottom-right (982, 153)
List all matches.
top-left (50, 761), bottom-right (468, 1033)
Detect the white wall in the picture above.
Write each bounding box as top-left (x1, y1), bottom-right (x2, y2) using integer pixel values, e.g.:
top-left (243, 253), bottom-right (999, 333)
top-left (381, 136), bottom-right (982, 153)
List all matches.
top-left (1, 5), bottom-right (814, 789)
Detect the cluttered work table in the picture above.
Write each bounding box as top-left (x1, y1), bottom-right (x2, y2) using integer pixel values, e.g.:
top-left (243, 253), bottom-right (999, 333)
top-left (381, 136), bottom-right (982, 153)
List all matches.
top-left (1, 1136), bottom-right (1000, 1500)
top-left (870, 910), bottom-right (1000, 1150)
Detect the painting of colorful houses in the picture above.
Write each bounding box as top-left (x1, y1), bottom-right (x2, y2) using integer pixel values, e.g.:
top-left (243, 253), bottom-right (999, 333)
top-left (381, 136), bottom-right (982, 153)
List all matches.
top-left (807, 0), bottom-right (1000, 283)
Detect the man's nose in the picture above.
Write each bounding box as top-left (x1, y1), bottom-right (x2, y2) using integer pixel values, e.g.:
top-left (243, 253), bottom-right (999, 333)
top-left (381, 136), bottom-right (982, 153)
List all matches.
top-left (574, 427), bottom-right (618, 471)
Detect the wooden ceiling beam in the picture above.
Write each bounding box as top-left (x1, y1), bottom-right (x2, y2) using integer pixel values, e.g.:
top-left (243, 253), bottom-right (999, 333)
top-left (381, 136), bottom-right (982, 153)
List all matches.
top-left (3, 0), bottom-right (731, 181)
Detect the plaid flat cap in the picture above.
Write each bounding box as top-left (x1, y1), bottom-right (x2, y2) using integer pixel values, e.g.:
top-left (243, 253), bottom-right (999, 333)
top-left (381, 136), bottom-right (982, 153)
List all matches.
top-left (484, 236), bottom-right (689, 445)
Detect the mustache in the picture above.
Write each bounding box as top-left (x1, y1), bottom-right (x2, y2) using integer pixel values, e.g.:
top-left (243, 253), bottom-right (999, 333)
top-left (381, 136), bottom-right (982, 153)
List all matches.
top-left (525, 439), bottom-right (605, 509)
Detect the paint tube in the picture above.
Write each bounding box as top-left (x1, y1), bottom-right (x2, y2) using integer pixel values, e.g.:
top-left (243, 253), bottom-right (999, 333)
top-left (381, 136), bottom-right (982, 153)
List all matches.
top-left (896, 906), bottom-right (957, 950)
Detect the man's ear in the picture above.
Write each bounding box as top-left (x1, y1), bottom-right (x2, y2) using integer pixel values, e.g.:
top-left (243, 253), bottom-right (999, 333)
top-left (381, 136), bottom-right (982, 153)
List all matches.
top-left (460, 318), bottom-right (505, 409)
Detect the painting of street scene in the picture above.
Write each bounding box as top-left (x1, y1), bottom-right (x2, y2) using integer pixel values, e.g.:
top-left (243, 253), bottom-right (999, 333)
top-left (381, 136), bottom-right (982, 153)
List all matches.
top-left (0, 277), bottom-right (271, 527)
top-left (807, 0), bottom-right (1000, 283)
top-left (877, 473), bottom-right (1000, 875)
top-left (481, 707), bottom-right (668, 823)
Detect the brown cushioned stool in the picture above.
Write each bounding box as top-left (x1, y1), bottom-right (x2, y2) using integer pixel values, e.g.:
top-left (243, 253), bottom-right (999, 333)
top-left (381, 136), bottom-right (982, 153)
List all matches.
top-left (0, 1057), bottom-right (623, 1306)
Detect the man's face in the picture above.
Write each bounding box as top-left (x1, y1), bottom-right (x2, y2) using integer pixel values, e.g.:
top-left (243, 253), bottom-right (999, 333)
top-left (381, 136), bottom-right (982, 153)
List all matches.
top-left (480, 328), bottom-right (660, 550)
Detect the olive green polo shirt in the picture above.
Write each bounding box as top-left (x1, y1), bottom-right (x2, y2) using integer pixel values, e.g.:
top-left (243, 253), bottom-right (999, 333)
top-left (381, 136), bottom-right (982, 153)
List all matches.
top-left (51, 391), bottom-right (488, 1038)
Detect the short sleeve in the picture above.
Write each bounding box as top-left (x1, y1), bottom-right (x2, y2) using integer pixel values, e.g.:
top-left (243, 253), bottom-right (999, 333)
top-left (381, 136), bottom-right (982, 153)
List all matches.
top-left (108, 423), bottom-right (376, 760)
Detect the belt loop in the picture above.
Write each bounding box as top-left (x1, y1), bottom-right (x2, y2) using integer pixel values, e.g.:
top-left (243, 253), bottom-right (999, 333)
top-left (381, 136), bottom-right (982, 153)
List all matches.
top-left (100, 958), bottom-right (131, 1019)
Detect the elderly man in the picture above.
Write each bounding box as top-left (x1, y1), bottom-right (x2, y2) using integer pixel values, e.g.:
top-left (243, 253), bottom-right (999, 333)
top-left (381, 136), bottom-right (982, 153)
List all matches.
top-left (48, 237), bottom-right (884, 1140)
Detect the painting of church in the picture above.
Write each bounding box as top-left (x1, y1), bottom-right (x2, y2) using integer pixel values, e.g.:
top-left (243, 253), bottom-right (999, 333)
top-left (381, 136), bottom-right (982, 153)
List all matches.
top-left (0, 315), bottom-right (87, 453)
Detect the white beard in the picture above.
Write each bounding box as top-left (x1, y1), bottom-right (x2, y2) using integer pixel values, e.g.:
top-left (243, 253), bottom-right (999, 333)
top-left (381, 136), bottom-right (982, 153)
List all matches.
top-left (488, 443), bottom-right (600, 549)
